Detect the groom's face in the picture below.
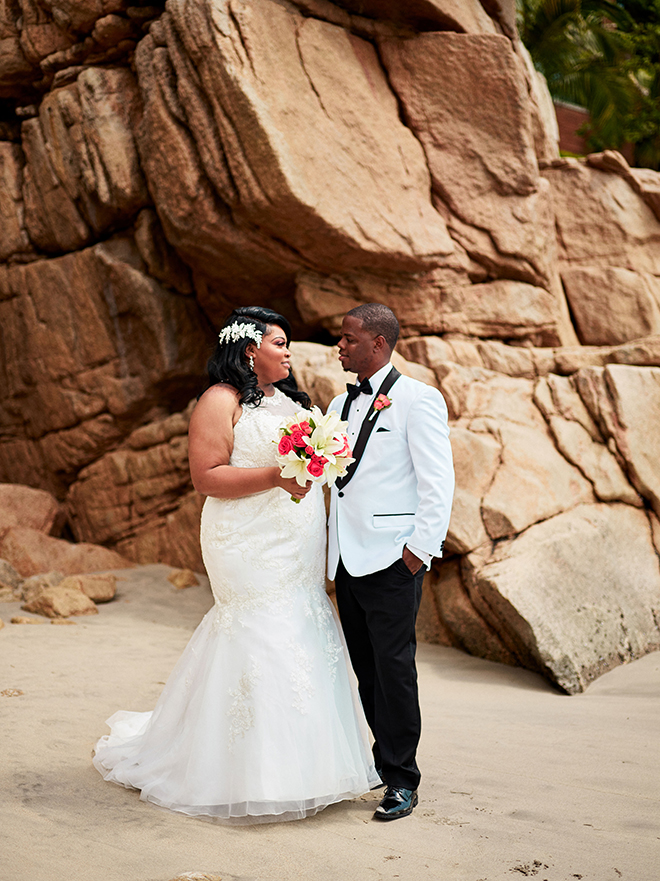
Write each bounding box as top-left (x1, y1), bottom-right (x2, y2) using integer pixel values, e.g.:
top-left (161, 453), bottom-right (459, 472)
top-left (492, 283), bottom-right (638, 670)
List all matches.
top-left (337, 316), bottom-right (381, 379)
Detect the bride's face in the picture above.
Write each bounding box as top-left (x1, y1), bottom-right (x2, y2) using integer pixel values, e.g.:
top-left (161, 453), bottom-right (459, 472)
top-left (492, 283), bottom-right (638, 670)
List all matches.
top-left (249, 325), bottom-right (291, 385)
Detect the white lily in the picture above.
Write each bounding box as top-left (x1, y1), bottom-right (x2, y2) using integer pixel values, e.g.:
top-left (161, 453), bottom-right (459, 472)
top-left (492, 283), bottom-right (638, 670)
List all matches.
top-left (278, 451), bottom-right (311, 486)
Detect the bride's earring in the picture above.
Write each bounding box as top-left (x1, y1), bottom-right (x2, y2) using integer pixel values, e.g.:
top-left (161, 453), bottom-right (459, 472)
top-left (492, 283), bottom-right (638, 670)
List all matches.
top-left (248, 355), bottom-right (255, 371)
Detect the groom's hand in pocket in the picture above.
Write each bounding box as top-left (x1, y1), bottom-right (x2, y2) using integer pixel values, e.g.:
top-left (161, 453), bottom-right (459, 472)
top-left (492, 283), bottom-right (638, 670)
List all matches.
top-left (402, 545), bottom-right (423, 575)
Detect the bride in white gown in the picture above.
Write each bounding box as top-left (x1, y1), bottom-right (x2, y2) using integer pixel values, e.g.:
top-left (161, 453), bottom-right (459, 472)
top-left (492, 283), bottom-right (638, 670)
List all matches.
top-left (93, 306), bottom-right (380, 823)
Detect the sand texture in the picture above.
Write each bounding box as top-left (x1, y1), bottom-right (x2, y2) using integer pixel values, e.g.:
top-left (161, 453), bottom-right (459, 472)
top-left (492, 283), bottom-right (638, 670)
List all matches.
top-left (1, 564), bottom-right (659, 881)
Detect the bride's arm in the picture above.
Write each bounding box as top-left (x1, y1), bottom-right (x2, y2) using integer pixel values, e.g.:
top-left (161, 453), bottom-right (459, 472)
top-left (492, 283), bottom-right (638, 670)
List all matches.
top-left (188, 385), bottom-right (311, 500)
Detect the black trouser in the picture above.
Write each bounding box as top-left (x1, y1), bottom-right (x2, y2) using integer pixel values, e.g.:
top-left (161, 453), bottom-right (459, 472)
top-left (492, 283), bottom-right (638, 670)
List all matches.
top-left (335, 556), bottom-right (424, 791)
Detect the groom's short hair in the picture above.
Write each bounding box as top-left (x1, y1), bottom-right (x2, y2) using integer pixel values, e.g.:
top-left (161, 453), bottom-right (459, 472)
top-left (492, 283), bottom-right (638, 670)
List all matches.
top-left (347, 303), bottom-right (399, 351)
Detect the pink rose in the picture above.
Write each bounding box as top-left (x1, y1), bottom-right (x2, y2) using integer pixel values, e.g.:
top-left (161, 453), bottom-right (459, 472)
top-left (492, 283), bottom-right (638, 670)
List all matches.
top-left (305, 445), bottom-right (314, 455)
top-left (307, 456), bottom-right (325, 478)
top-left (290, 430), bottom-right (306, 447)
top-left (374, 394), bottom-right (392, 411)
top-left (278, 435), bottom-right (294, 455)
top-left (299, 421), bottom-right (311, 434)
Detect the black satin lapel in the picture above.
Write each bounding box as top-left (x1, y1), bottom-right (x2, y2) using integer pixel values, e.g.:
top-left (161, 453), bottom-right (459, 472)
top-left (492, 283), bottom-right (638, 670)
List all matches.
top-left (341, 394), bottom-right (351, 422)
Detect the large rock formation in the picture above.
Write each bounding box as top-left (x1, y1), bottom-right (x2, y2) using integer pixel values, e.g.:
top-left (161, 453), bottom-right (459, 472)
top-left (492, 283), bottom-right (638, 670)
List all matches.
top-left (1, 0), bottom-right (659, 691)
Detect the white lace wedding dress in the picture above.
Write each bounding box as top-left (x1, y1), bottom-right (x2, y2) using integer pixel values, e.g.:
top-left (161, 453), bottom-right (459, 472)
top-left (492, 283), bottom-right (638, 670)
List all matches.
top-left (93, 387), bottom-right (379, 822)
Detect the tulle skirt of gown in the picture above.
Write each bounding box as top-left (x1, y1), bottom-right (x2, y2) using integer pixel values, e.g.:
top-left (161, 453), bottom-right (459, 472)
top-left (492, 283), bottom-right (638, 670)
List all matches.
top-left (93, 390), bottom-right (379, 823)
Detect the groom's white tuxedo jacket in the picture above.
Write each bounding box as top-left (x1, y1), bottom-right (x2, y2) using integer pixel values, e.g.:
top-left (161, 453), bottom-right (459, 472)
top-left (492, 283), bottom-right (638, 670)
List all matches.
top-left (327, 363), bottom-right (454, 579)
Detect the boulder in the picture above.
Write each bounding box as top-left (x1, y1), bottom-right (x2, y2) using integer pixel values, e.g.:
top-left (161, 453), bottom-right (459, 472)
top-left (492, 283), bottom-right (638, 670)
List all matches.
top-left (542, 160), bottom-right (660, 275)
top-left (0, 484), bottom-right (65, 535)
top-left (11, 616), bottom-right (44, 625)
top-left (446, 427), bottom-right (500, 553)
top-left (0, 558), bottom-right (23, 595)
top-left (135, 0), bottom-right (455, 305)
top-left (400, 334), bottom-right (660, 382)
top-left (0, 142), bottom-right (32, 261)
top-left (561, 266), bottom-right (660, 346)
top-left (59, 573), bottom-right (116, 602)
top-left (586, 150), bottom-right (660, 223)
top-left (22, 66), bottom-right (148, 252)
top-left (0, 235), bottom-right (209, 492)
top-left (380, 32), bottom-right (558, 293)
top-left (481, 420), bottom-right (594, 539)
top-left (22, 584), bottom-right (98, 618)
top-left (463, 504), bottom-right (660, 693)
top-left (294, 266), bottom-right (471, 339)
top-left (597, 366), bottom-right (660, 518)
top-left (533, 374), bottom-right (641, 506)
top-left (429, 558), bottom-right (517, 664)
top-left (167, 569), bottom-right (199, 590)
top-left (65, 403), bottom-right (203, 570)
top-left (415, 572), bottom-right (453, 646)
top-left (439, 279), bottom-right (563, 344)
top-left (20, 571), bottom-right (64, 604)
top-left (329, 0), bottom-right (499, 33)
top-left (516, 42), bottom-right (559, 165)
top-left (0, 527), bottom-right (129, 577)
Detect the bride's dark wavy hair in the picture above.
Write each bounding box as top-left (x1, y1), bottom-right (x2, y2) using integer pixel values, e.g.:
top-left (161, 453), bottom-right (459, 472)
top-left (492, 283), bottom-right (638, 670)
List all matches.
top-left (205, 306), bottom-right (311, 409)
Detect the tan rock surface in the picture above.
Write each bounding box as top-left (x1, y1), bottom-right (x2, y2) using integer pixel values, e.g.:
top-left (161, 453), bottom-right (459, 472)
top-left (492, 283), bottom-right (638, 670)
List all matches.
top-left (380, 32), bottom-right (556, 291)
top-left (59, 573), bottom-right (116, 602)
top-left (22, 66), bottom-right (147, 252)
top-left (0, 235), bottom-right (208, 492)
top-left (429, 557), bottom-right (516, 664)
top-left (20, 571), bottom-right (64, 604)
top-left (330, 0), bottom-right (498, 33)
top-left (464, 504), bottom-right (660, 693)
top-left (586, 149), bottom-right (660, 222)
top-left (0, 142), bottom-right (31, 261)
top-left (517, 42), bottom-right (559, 165)
top-left (534, 374), bottom-right (641, 506)
top-left (22, 583), bottom-right (98, 617)
top-left (446, 427), bottom-right (500, 553)
top-left (0, 527), bottom-right (129, 577)
top-left (135, 0), bottom-right (454, 304)
top-left (167, 569), bottom-right (199, 590)
top-left (439, 279), bottom-right (563, 343)
top-left (0, 559), bottom-right (23, 596)
top-left (66, 403), bottom-right (203, 570)
top-left (543, 160), bottom-right (660, 274)
top-left (598, 365), bottom-right (660, 517)
top-left (0, 484), bottom-right (65, 535)
top-left (561, 265), bottom-right (660, 346)
top-left (481, 420), bottom-right (594, 539)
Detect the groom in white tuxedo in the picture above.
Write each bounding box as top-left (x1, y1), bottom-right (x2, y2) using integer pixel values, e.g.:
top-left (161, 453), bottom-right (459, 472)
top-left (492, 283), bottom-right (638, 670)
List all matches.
top-left (327, 303), bottom-right (454, 820)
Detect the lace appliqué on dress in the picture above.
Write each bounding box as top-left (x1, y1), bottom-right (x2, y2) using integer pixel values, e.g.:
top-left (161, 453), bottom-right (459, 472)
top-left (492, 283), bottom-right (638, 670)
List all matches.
top-left (288, 640), bottom-right (314, 715)
top-left (228, 660), bottom-right (261, 746)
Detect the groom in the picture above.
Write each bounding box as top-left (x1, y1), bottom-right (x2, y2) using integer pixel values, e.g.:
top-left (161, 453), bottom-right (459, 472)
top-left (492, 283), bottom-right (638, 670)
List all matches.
top-left (327, 303), bottom-right (454, 821)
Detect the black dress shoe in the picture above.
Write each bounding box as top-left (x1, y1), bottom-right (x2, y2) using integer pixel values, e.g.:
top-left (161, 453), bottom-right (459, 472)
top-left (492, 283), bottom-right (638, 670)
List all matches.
top-left (373, 786), bottom-right (418, 820)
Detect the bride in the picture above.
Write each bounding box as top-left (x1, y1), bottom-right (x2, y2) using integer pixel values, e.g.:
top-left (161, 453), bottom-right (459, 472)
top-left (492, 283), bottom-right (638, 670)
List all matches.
top-left (92, 306), bottom-right (380, 822)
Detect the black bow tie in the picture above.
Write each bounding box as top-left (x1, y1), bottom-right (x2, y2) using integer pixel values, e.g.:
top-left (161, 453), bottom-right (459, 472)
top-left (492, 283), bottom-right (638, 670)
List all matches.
top-left (346, 378), bottom-right (373, 401)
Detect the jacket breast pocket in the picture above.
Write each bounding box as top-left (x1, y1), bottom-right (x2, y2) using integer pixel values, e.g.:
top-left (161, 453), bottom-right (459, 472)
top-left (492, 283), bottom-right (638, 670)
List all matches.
top-left (372, 513), bottom-right (415, 530)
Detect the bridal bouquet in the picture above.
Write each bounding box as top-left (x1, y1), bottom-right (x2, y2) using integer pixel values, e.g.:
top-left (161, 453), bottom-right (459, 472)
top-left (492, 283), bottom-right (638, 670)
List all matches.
top-left (276, 407), bottom-right (354, 501)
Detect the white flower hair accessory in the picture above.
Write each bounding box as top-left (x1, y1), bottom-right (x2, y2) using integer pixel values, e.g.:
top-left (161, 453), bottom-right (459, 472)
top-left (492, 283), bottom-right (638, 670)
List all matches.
top-left (218, 321), bottom-right (263, 348)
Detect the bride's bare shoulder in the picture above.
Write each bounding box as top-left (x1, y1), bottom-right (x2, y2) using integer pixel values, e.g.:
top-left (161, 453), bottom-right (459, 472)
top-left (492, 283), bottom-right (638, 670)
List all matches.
top-left (191, 384), bottom-right (242, 426)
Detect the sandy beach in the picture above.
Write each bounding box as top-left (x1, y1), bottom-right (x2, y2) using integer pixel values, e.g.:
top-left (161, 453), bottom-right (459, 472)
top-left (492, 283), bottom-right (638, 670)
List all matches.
top-left (2, 564), bottom-right (658, 881)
